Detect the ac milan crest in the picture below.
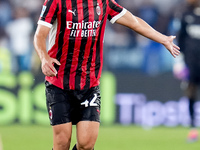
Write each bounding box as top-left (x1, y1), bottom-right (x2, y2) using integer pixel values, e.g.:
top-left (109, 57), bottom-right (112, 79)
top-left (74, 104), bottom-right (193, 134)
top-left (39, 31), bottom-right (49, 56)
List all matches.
top-left (49, 109), bottom-right (53, 120)
top-left (96, 3), bottom-right (101, 16)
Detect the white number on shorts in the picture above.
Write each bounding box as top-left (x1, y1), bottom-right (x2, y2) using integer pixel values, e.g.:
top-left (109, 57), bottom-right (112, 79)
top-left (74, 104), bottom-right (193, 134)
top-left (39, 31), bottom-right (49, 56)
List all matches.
top-left (81, 94), bottom-right (98, 107)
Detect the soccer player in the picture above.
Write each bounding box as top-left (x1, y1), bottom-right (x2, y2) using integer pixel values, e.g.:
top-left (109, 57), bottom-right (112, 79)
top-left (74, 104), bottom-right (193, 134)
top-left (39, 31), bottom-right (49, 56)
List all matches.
top-left (33, 0), bottom-right (180, 149)
top-left (176, 0), bottom-right (200, 142)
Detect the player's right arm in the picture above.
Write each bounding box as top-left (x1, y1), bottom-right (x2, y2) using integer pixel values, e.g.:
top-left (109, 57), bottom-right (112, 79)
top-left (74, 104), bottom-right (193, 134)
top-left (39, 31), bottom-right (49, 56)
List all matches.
top-left (33, 24), bottom-right (60, 77)
top-left (34, 0), bottom-right (60, 77)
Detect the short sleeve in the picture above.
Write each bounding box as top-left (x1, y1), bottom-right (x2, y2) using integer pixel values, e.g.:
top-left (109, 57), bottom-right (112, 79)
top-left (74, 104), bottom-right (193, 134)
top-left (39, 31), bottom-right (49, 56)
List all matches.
top-left (38, 0), bottom-right (59, 28)
top-left (107, 0), bottom-right (127, 24)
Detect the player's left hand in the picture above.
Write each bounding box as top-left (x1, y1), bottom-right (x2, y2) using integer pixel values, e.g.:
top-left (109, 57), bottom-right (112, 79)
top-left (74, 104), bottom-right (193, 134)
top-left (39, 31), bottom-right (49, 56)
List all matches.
top-left (163, 36), bottom-right (180, 58)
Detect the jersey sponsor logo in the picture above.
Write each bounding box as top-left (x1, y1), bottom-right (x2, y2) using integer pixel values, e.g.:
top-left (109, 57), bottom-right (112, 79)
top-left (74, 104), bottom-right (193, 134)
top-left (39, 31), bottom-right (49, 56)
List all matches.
top-left (81, 94), bottom-right (98, 107)
top-left (96, 3), bottom-right (101, 16)
top-left (66, 20), bottom-right (101, 38)
top-left (40, 5), bottom-right (47, 17)
top-left (68, 9), bottom-right (76, 16)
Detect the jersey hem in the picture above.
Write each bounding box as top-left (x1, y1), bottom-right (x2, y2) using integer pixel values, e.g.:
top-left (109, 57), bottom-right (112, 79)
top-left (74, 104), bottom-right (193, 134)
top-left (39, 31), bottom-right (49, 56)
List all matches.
top-left (45, 77), bottom-right (100, 91)
top-left (110, 8), bottom-right (127, 24)
top-left (45, 77), bottom-right (64, 89)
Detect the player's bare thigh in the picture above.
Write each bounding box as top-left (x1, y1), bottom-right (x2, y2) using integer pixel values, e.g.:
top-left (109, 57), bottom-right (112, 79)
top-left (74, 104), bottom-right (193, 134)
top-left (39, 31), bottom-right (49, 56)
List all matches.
top-left (52, 122), bottom-right (72, 150)
top-left (76, 121), bottom-right (100, 150)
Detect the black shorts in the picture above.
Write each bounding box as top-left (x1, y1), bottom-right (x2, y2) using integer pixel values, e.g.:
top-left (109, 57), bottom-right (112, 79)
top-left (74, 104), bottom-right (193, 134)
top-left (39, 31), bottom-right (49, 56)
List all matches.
top-left (45, 81), bottom-right (101, 126)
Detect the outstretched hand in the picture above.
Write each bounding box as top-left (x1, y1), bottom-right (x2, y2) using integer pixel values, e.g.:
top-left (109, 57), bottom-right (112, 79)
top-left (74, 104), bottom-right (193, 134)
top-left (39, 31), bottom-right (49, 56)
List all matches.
top-left (163, 36), bottom-right (180, 58)
top-left (41, 56), bottom-right (61, 77)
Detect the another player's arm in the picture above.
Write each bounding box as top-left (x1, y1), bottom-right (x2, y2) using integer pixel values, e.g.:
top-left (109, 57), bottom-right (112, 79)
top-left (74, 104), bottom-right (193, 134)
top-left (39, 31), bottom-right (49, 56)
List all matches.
top-left (115, 10), bottom-right (180, 58)
top-left (33, 24), bottom-right (60, 77)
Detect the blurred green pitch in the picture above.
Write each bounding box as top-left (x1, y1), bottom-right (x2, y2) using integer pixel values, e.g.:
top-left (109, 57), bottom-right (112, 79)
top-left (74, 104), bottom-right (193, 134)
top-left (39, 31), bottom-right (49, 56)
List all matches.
top-left (0, 125), bottom-right (199, 150)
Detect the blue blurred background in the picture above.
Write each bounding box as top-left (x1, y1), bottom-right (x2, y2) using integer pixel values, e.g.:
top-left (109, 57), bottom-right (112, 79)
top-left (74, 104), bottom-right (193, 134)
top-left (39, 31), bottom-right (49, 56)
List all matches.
top-left (0, 0), bottom-right (200, 128)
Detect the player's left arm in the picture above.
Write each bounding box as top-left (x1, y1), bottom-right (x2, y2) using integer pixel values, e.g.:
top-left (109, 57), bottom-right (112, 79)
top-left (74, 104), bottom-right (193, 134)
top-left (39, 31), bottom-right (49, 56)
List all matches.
top-left (115, 10), bottom-right (180, 58)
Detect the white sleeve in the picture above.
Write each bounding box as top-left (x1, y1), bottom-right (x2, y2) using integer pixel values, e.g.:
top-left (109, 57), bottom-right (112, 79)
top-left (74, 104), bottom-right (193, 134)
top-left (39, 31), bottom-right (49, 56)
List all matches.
top-left (110, 8), bottom-right (127, 24)
top-left (38, 20), bottom-right (52, 28)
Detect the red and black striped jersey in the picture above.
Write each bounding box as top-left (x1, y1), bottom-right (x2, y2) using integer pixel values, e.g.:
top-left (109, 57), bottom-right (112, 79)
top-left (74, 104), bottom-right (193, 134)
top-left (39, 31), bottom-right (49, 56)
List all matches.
top-left (38, 0), bottom-right (126, 90)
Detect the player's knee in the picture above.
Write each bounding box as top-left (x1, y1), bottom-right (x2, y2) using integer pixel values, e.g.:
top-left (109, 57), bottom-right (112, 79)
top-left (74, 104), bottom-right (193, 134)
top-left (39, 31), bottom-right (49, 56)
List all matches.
top-left (77, 140), bottom-right (94, 150)
top-left (54, 132), bottom-right (71, 149)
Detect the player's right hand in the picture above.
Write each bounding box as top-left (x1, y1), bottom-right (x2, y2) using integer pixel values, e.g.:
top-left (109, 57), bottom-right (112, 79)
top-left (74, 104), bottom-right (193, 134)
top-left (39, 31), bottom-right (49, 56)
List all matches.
top-left (41, 56), bottom-right (61, 77)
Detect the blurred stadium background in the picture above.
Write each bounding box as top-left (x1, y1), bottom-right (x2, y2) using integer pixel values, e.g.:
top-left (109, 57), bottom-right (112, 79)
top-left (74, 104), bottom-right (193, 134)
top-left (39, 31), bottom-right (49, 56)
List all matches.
top-left (0, 0), bottom-right (200, 149)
